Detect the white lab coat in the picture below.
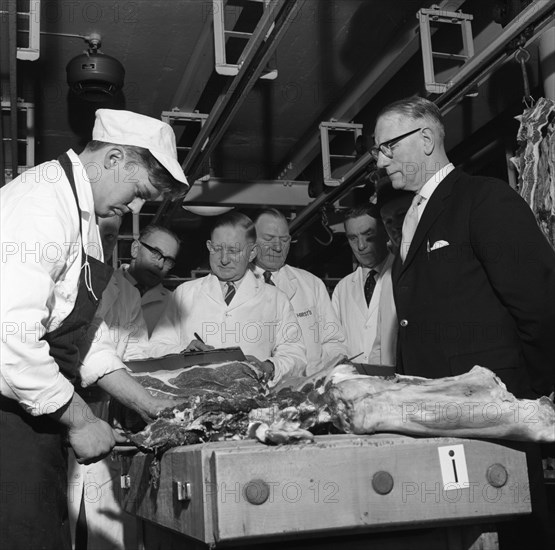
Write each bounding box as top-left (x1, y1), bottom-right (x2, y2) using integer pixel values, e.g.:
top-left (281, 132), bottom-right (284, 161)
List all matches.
top-left (254, 265), bottom-right (347, 376)
top-left (97, 267), bottom-right (149, 360)
top-left (121, 265), bottom-right (172, 337)
top-left (0, 149), bottom-right (125, 414)
top-left (149, 270), bottom-right (307, 382)
top-left (332, 254), bottom-right (398, 366)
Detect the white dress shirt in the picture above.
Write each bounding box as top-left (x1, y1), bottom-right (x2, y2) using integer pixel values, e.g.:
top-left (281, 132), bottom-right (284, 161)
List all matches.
top-left (416, 163), bottom-right (455, 221)
top-left (1, 150), bottom-right (126, 414)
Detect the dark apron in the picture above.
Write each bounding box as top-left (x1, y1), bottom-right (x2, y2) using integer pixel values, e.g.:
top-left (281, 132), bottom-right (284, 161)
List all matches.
top-left (0, 154), bottom-right (113, 550)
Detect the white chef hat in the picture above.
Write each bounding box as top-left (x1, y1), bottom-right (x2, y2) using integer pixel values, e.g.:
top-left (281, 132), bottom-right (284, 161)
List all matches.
top-left (92, 109), bottom-right (188, 186)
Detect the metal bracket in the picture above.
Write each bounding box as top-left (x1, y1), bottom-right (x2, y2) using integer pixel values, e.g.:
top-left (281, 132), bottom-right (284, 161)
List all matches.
top-left (176, 481), bottom-right (192, 502)
top-left (319, 121), bottom-right (363, 187)
top-left (120, 475), bottom-right (131, 490)
top-left (213, 0), bottom-right (278, 79)
top-left (161, 110), bottom-right (209, 163)
top-left (1, 101), bottom-right (35, 182)
top-left (417, 7), bottom-right (474, 94)
top-left (0, 0), bottom-right (41, 60)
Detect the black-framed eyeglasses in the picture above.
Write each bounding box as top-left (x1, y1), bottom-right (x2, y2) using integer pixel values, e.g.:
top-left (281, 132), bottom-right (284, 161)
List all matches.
top-left (370, 128), bottom-right (422, 160)
top-left (139, 241), bottom-right (176, 269)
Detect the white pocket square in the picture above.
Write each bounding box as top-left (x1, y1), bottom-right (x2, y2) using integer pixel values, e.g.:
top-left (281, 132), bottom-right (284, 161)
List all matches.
top-left (430, 240), bottom-right (450, 251)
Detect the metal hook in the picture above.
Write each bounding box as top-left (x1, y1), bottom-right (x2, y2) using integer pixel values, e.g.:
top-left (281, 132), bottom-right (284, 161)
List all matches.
top-left (314, 209), bottom-right (334, 246)
top-left (515, 46), bottom-right (534, 108)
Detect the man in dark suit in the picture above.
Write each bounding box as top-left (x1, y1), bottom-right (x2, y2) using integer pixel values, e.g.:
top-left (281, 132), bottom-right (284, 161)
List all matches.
top-left (372, 96), bottom-right (555, 399)
top-left (372, 96), bottom-right (555, 549)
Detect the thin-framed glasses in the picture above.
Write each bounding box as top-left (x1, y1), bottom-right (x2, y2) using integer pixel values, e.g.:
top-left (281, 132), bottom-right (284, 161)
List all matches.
top-left (139, 241), bottom-right (176, 268)
top-left (370, 128), bottom-right (422, 160)
top-left (206, 241), bottom-right (247, 261)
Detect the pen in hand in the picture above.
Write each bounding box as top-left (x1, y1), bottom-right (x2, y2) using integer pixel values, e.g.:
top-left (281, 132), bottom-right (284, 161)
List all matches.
top-left (194, 332), bottom-right (205, 344)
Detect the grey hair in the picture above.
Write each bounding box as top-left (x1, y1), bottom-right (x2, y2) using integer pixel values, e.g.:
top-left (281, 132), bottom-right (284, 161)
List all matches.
top-left (376, 96), bottom-right (445, 141)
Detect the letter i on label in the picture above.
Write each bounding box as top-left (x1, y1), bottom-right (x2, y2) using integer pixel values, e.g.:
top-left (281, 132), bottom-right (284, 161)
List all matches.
top-left (437, 444), bottom-right (470, 490)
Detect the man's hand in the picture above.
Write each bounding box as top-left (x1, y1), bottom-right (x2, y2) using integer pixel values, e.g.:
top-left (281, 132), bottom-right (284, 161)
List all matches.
top-left (181, 339), bottom-right (214, 353)
top-left (97, 368), bottom-right (177, 423)
top-left (245, 355), bottom-right (275, 383)
top-left (48, 392), bottom-right (126, 464)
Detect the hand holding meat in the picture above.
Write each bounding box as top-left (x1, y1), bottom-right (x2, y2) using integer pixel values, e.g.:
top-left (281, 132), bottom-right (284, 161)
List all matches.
top-left (245, 355), bottom-right (275, 383)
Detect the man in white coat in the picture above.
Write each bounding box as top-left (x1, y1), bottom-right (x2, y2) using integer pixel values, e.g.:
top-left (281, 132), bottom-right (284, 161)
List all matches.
top-left (332, 204), bottom-right (398, 366)
top-left (149, 212), bottom-right (306, 384)
top-left (253, 209), bottom-right (347, 376)
top-left (0, 109), bottom-right (188, 549)
top-left (123, 224), bottom-right (181, 336)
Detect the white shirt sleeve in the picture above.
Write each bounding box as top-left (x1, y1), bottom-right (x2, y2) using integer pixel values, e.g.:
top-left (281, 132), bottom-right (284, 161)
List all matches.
top-left (265, 294), bottom-right (307, 383)
top-left (314, 279), bottom-right (348, 368)
top-left (1, 202), bottom-right (75, 415)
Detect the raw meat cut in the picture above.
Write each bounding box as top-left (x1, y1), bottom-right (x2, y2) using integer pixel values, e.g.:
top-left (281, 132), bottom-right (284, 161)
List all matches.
top-left (122, 361), bottom-right (330, 451)
top-left (326, 365), bottom-right (555, 442)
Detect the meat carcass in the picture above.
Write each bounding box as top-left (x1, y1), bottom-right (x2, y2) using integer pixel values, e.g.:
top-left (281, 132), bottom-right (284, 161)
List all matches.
top-left (122, 362), bottom-right (554, 453)
top-left (326, 365), bottom-right (555, 442)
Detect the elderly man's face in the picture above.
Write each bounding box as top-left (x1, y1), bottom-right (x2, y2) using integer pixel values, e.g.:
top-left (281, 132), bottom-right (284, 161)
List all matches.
top-left (207, 225), bottom-right (257, 282)
top-left (374, 114), bottom-right (424, 192)
top-left (254, 214), bottom-right (291, 272)
top-left (345, 214), bottom-right (388, 268)
top-left (131, 230), bottom-right (179, 289)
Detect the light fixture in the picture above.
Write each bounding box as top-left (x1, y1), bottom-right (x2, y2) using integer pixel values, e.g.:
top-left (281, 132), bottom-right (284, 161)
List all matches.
top-left (66, 34), bottom-right (125, 102)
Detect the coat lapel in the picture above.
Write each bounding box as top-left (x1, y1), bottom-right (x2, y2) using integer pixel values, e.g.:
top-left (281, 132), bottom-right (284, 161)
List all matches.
top-left (202, 273), bottom-right (226, 305)
top-left (279, 265), bottom-right (298, 301)
top-left (400, 170), bottom-right (458, 273)
top-left (228, 270), bottom-right (260, 309)
top-left (352, 267), bottom-right (369, 318)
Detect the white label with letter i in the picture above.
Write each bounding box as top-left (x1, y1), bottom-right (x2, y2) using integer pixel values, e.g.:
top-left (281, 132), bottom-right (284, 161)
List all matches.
top-left (438, 444), bottom-right (470, 490)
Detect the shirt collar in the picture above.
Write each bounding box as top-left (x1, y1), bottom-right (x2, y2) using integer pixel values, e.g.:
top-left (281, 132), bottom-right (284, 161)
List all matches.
top-left (361, 255), bottom-right (388, 278)
top-left (218, 272), bottom-right (247, 293)
top-left (418, 163), bottom-right (455, 202)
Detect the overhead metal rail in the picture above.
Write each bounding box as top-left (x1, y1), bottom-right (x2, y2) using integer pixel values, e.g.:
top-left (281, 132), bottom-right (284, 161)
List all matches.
top-left (276, 0), bottom-right (467, 182)
top-left (154, 0), bottom-right (303, 224)
top-left (289, 0), bottom-right (555, 236)
top-left (435, 0), bottom-right (555, 114)
top-left (289, 151), bottom-right (375, 236)
top-left (213, 0), bottom-right (278, 79)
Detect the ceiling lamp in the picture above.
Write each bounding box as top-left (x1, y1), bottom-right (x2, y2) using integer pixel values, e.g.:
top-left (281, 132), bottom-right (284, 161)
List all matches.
top-left (182, 205), bottom-right (235, 216)
top-left (66, 34), bottom-right (125, 102)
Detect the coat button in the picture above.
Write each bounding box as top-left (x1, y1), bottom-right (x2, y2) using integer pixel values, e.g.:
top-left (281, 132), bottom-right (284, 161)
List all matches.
top-left (400, 319), bottom-right (408, 327)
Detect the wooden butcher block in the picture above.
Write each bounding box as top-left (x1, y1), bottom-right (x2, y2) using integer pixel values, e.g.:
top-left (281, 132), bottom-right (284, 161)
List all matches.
top-left (119, 434), bottom-right (531, 545)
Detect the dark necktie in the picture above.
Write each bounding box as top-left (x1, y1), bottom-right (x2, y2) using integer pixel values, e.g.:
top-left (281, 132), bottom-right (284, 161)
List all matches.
top-left (263, 270), bottom-right (275, 286)
top-left (364, 270), bottom-right (377, 306)
top-left (224, 282), bottom-right (236, 305)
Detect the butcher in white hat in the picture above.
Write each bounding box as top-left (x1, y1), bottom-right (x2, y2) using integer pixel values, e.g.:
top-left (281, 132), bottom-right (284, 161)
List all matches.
top-left (0, 109), bottom-right (188, 549)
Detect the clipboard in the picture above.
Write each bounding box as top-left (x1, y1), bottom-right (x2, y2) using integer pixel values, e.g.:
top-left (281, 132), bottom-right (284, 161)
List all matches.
top-left (125, 347), bottom-right (247, 373)
top-left (353, 363), bottom-right (396, 378)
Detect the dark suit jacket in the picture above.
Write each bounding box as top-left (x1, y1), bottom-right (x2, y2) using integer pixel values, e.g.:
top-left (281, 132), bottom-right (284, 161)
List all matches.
top-left (392, 168), bottom-right (555, 398)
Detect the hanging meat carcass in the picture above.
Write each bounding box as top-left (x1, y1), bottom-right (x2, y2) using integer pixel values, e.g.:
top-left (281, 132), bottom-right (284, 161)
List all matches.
top-left (511, 97), bottom-right (555, 249)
